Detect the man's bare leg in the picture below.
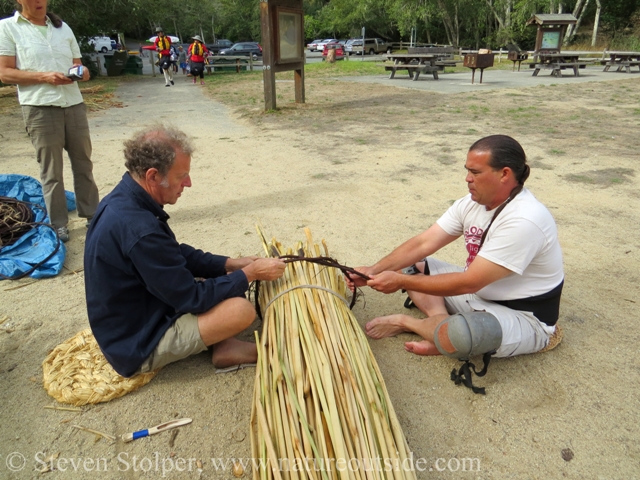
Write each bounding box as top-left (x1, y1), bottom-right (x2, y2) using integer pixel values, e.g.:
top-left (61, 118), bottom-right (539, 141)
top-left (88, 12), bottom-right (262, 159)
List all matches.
top-left (197, 297), bottom-right (258, 368)
top-left (366, 290), bottom-right (451, 356)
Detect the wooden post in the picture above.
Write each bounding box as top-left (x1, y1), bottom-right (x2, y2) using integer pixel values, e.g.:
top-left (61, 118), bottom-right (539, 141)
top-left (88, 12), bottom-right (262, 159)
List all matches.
top-left (260, 0), bottom-right (276, 110)
top-left (294, 68), bottom-right (304, 103)
top-left (149, 52), bottom-right (157, 77)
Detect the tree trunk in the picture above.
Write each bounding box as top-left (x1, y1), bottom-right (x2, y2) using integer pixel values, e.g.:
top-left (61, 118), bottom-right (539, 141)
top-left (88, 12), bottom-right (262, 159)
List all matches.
top-left (564, 0), bottom-right (580, 39)
top-left (591, 0), bottom-right (601, 46)
top-left (173, 18), bottom-right (181, 44)
top-left (573, 0), bottom-right (590, 38)
top-left (565, 0), bottom-right (589, 44)
top-left (436, 0), bottom-right (455, 45)
top-left (485, 0), bottom-right (505, 30)
top-left (504, 0), bottom-right (512, 29)
top-left (453, 3), bottom-right (460, 46)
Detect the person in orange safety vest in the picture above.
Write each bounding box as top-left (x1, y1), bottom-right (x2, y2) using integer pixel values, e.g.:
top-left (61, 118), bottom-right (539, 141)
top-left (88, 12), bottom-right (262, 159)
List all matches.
top-left (154, 27), bottom-right (174, 87)
top-left (188, 35), bottom-right (209, 85)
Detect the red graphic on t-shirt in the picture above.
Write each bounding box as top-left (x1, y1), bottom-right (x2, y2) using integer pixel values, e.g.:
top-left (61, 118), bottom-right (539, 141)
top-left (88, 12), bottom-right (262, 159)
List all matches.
top-left (464, 225), bottom-right (483, 269)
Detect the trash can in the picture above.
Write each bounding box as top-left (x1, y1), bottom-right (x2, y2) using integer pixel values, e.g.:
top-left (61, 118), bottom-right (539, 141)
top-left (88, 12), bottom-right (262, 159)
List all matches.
top-left (124, 55), bottom-right (143, 75)
top-left (104, 51), bottom-right (128, 76)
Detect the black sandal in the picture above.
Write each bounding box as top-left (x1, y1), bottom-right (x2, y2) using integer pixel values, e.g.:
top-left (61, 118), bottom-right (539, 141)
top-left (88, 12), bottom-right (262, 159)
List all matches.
top-left (404, 296), bottom-right (416, 309)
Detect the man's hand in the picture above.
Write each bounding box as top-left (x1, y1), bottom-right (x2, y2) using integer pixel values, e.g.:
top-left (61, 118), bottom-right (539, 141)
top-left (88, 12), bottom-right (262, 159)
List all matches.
top-left (42, 71), bottom-right (73, 86)
top-left (242, 258), bottom-right (286, 282)
top-left (80, 65), bottom-right (90, 81)
top-left (345, 266), bottom-right (375, 292)
top-left (225, 256), bottom-right (259, 272)
top-left (367, 271), bottom-right (402, 294)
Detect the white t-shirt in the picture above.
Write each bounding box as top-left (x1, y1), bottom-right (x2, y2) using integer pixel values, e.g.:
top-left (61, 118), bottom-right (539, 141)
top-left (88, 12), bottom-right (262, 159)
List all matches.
top-left (436, 188), bottom-right (564, 301)
top-left (0, 12), bottom-right (83, 107)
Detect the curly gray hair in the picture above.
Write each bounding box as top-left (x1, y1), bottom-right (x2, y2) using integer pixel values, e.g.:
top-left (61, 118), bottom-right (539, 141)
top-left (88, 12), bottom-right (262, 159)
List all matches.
top-left (123, 125), bottom-right (194, 178)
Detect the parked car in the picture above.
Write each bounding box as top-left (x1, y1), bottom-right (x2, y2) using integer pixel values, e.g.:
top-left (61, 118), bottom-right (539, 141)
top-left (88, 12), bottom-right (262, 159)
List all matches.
top-left (315, 38), bottom-right (338, 52)
top-left (306, 39), bottom-right (323, 51)
top-left (345, 38), bottom-right (391, 55)
top-left (322, 42), bottom-right (344, 60)
top-left (88, 36), bottom-right (113, 53)
top-left (206, 39), bottom-right (233, 54)
top-left (219, 42), bottom-right (262, 60)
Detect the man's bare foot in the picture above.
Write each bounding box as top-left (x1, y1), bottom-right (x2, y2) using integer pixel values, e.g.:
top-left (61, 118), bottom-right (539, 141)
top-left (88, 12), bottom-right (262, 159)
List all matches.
top-left (211, 337), bottom-right (258, 368)
top-left (404, 340), bottom-right (441, 356)
top-left (365, 314), bottom-right (413, 339)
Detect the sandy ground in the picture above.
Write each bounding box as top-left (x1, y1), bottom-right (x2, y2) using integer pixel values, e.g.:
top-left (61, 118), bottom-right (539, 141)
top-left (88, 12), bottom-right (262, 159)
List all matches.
top-left (1, 69), bottom-right (639, 479)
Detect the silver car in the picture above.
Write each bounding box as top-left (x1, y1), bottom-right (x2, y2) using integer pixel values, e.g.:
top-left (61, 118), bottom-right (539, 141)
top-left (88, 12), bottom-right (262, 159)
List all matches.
top-left (315, 38), bottom-right (338, 52)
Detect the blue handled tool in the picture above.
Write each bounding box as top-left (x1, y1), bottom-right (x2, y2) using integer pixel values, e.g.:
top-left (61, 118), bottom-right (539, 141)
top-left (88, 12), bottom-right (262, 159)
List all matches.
top-left (121, 418), bottom-right (192, 443)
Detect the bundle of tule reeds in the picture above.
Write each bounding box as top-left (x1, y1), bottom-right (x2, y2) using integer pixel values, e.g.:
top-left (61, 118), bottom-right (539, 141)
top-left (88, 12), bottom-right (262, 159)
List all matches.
top-left (250, 227), bottom-right (416, 480)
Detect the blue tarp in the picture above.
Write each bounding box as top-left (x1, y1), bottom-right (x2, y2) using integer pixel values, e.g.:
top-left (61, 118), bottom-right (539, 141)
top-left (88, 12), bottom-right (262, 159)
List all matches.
top-left (0, 174), bottom-right (76, 280)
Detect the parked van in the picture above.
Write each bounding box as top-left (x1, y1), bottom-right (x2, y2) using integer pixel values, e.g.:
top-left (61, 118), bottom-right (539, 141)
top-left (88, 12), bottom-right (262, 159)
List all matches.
top-left (345, 38), bottom-right (391, 55)
top-left (89, 36), bottom-right (113, 53)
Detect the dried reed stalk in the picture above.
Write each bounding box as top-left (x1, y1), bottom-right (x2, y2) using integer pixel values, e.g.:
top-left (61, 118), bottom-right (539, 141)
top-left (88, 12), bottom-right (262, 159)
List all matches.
top-left (251, 228), bottom-right (416, 480)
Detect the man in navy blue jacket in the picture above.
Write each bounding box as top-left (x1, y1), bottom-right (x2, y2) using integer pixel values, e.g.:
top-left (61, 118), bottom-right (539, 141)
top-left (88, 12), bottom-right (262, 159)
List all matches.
top-left (84, 126), bottom-right (285, 377)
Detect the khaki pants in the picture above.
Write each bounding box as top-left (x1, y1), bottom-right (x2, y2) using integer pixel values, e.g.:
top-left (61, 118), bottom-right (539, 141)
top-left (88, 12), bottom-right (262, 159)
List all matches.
top-left (135, 314), bottom-right (208, 374)
top-left (22, 103), bottom-right (99, 228)
top-left (426, 258), bottom-right (554, 357)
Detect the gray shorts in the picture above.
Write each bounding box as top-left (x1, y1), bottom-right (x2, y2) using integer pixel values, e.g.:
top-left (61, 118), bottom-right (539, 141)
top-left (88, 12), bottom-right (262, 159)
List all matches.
top-left (421, 258), bottom-right (554, 357)
top-left (136, 313), bottom-right (208, 374)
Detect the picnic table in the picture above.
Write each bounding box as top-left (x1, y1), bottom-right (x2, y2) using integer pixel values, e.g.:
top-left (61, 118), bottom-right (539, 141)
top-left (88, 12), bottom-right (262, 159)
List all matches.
top-left (530, 52), bottom-right (587, 77)
top-left (380, 53), bottom-right (443, 81)
top-left (600, 51), bottom-right (640, 73)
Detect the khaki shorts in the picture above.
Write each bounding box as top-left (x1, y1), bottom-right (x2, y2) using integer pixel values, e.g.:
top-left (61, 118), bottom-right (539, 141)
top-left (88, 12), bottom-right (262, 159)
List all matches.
top-left (422, 258), bottom-right (554, 357)
top-left (136, 313), bottom-right (208, 374)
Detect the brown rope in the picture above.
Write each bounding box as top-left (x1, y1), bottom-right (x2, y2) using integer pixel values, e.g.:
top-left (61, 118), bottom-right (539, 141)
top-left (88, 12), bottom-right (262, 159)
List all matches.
top-left (0, 197), bottom-right (61, 280)
top-left (252, 255), bottom-right (370, 319)
top-left (0, 196), bottom-right (34, 247)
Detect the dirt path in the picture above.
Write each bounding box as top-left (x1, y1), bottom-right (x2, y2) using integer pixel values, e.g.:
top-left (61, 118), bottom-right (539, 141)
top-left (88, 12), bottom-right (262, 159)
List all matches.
top-left (1, 74), bottom-right (639, 479)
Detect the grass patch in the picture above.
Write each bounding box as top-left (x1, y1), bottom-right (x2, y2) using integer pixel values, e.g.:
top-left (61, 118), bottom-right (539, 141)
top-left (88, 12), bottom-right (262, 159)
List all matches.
top-left (529, 159), bottom-right (554, 170)
top-left (437, 155), bottom-right (457, 166)
top-left (565, 168), bottom-right (634, 186)
top-left (506, 106), bottom-right (539, 118)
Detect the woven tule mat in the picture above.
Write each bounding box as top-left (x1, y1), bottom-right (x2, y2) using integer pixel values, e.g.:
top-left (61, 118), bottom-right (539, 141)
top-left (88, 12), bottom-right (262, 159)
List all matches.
top-left (539, 324), bottom-right (563, 353)
top-left (43, 328), bottom-right (158, 406)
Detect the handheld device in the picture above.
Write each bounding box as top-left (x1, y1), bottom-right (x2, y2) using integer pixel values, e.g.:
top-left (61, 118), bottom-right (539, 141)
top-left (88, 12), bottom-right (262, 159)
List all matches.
top-left (66, 65), bottom-right (84, 81)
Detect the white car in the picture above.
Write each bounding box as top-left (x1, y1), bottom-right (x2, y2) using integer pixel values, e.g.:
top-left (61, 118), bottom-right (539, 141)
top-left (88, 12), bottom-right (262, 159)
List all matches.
top-left (306, 39), bottom-right (323, 51)
top-left (315, 38), bottom-right (338, 52)
top-left (89, 36), bottom-right (113, 53)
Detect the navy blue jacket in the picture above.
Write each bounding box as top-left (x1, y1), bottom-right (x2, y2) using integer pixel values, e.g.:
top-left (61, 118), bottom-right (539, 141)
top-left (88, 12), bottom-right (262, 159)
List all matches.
top-left (84, 173), bottom-right (249, 377)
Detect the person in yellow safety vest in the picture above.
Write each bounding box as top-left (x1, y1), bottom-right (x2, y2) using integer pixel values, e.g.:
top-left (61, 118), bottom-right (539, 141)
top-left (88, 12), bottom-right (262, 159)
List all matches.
top-left (188, 35), bottom-right (208, 85)
top-left (154, 27), bottom-right (174, 87)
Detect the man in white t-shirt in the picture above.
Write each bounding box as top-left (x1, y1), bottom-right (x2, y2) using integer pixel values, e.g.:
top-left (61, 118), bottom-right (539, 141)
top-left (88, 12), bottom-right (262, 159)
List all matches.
top-left (348, 135), bottom-right (564, 363)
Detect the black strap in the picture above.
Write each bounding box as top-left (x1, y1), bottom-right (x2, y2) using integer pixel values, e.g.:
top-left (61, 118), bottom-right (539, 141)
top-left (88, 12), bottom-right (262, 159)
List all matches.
top-left (450, 351), bottom-right (494, 395)
top-left (492, 280), bottom-right (563, 326)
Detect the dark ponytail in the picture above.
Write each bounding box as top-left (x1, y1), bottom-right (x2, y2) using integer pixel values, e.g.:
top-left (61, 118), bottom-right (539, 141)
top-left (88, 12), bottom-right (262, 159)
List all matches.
top-left (46, 12), bottom-right (63, 28)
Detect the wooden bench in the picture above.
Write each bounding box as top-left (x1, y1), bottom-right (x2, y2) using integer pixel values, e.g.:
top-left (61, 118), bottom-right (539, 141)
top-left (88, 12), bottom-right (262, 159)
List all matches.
top-left (531, 62), bottom-right (588, 77)
top-left (434, 60), bottom-right (462, 69)
top-left (204, 56), bottom-right (252, 74)
top-left (601, 59), bottom-right (640, 72)
top-left (381, 63), bottom-right (440, 80)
